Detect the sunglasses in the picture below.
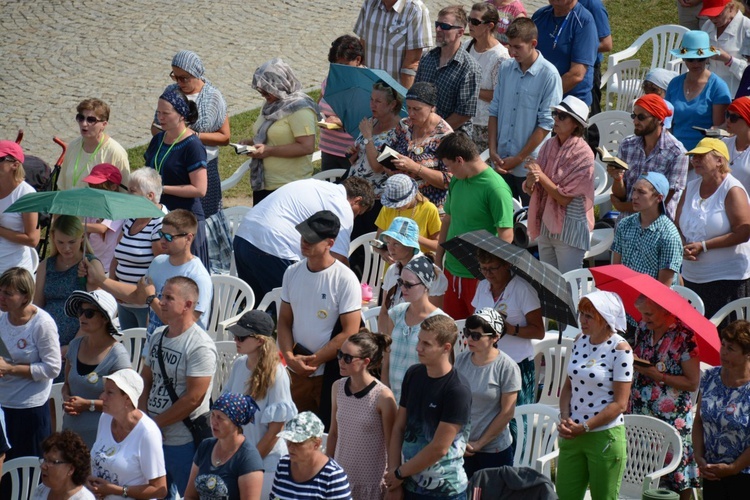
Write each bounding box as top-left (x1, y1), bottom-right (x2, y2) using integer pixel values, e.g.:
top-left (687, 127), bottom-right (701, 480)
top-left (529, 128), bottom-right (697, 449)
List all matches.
top-left (337, 349), bottom-right (365, 364)
top-left (75, 113), bottom-right (104, 125)
top-left (726, 112), bottom-right (744, 123)
top-left (468, 18), bottom-right (489, 26)
top-left (687, 57), bottom-right (709, 63)
top-left (0, 155), bottom-right (17, 163)
top-left (397, 278), bottom-right (423, 290)
top-left (462, 328), bottom-right (491, 341)
top-left (631, 113), bottom-right (652, 122)
top-left (169, 71), bottom-right (193, 84)
top-left (158, 230), bottom-right (189, 242)
top-left (234, 334), bottom-right (256, 343)
top-left (79, 308), bottom-right (100, 319)
top-left (435, 21), bottom-right (462, 30)
top-left (551, 110), bottom-right (571, 121)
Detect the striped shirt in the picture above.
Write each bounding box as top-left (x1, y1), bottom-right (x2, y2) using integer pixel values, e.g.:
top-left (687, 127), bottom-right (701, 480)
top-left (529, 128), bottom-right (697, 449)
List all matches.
top-left (271, 456), bottom-right (352, 499)
top-left (319, 79), bottom-right (355, 157)
top-left (353, 0), bottom-right (433, 80)
top-left (539, 196), bottom-right (591, 251)
top-left (113, 208), bottom-right (167, 285)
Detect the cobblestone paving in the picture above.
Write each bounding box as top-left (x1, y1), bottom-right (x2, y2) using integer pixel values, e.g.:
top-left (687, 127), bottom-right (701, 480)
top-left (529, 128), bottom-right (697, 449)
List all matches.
top-left (0, 0), bottom-right (545, 162)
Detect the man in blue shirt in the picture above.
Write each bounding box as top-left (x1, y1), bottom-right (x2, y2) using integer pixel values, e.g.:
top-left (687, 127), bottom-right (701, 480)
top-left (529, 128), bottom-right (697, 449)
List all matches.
top-left (488, 18), bottom-right (563, 203)
top-left (578, 0), bottom-right (613, 114)
top-left (532, 0), bottom-right (598, 106)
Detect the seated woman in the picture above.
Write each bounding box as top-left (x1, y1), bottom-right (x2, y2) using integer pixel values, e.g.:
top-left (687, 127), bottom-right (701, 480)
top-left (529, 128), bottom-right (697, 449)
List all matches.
top-left (390, 82), bottom-right (453, 209)
top-left (58, 98), bottom-right (130, 191)
top-left (111, 167), bottom-right (167, 330)
top-left (62, 290), bottom-right (130, 448)
top-left (271, 412), bottom-right (352, 499)
top-left (184, 393), bottom-right (264, 500)
top-left (240, 58), bottom-right (318, 205)
top-left (694, 320), bottom-right (750, 499)
top-left (0, 140), bottom-right (39, 276)
top-left (82, 163), bottom-right (126, 273)
top-left (0, 267), bottom-right (61, 460)
top-left (34, 216), bottom-right (105, 359)
top-left (455, 309), bottom-right (520, 477)
top-left (88, 369), bottom-right (167, 499)
top-left (32, 431), bottom-right (94, 500)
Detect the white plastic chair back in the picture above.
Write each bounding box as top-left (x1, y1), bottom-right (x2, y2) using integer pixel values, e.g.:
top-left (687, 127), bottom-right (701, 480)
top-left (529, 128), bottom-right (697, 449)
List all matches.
top-left (362, 306), bottom-right (381, 333)
top-left (220, 160), bottom-right (251, 192)
top-left (672, 285), bottom-right (705, 316)
top-left (119, 327), bottom-right (148, 372)
top-left (1, 456), bottom-right (42, 500)
top-left (602, 59), bottom-right (646, 111)
top-left (607, 25), bottom-right (688, 73)
top-left (621, 415), bottom-right (683, 497)
top-left (49, 382), bottom-right (64, 432)
top-left (312, 168), bottom-right (347, 183)
top-left (256, 287), bottom-right (283, 322)
top-left (513, 403), bottom-right (560, 476)
top-left (208, 275), bottom-right (256, 341)
top-left (349, 232), bottom-right (386, 306)
top-left (584, 227), bottom-right (615, 263)
top-left (562, 268), bottom-right (597, 312)
top-left (710, 297), bottom-right (750, 326)
top-left (452, 319), bottom-right (468, 360)
top-left (533, 336), bottom-right (574, 408)
top-left (30, 248), bottom-right (40, 274)
top-left (212, 341), bottom-right (240, 402)
top-left (223, 205), bottom-right (251, 241)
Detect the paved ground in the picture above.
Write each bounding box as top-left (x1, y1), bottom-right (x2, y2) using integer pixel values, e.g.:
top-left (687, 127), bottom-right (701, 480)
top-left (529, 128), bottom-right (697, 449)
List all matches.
top-left (0, 0), bottom-right (545, 162)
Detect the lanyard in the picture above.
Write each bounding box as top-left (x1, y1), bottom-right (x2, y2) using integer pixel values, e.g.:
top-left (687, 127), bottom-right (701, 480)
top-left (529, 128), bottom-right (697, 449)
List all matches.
top-left (551, 12), bottom-right (571, 50)
top-left (154, 128), bottom-right (187, 174)
top-left (72, 136), bottom-right (105, 186)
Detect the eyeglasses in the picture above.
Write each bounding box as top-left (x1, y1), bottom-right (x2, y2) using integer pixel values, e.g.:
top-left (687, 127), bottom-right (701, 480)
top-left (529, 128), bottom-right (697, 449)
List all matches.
top-left (75, 113), bottom-right (104, 125)
top-left (234, 334), bottom-right (256, 343)
top-left (551, 110), bottom-right (571, 121)
top-left (435, 21), bottom-right (463, 30)
top-left (468, 18), bottom-right (489, 26)
top-left (462, 328), bottom-right (490, 341)
top-left (79, 308), bottom-right (100, 319)
top-left (158, 230), bottom-right (189, 242)
top-left (169, 71), bottom-right (193, 84)
top-left (39, 458), bottom-right (68, 466)
top-left (0, 155), bottom-right (17, 163)
top-left (479, 264), bottom-right (502, 274)
top-left (631, 113), bottom-right (652, 122)
top-left (397, 278), bottom-right (423, 290)
top-left (337, 349), bottom-right (365, 364)
top-left (726, 112), bottom-right (744, 123)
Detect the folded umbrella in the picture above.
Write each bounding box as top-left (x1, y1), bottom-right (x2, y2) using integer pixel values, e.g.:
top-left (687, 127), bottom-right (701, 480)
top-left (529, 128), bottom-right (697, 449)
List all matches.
top-left (442, 230), bottom-right (578, 330)
top-left (589, 264), bottom-right (720, 365)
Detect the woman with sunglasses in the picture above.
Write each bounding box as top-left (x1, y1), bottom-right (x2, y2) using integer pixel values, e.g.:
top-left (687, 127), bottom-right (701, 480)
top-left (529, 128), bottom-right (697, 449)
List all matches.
top-left (329, 330), bottom-right (397, 499)
top-left (665, 31), bottom-right (731, 155)
top-left (239, 58), bottom-right (318, 205)
top-left (0, 141), bottom-right (39, 276)
top-left (455, 308), bottom-right (520, 477)
top-left (58, 98), bottom-right (130, 191)
top-left (32, 430), bottom-right (95, 500)
top-left (144, 89), bottom-right (210, 269)
top-left (524, 95), bottom-right (595, 274)
top-left (224, 310), bottom-right (297, 500)
top-left (382, 255), bottom-right (449, 404)
top-left (700, 0), bottom-right (750, 97)
top-left (61, 290), bottom-right (130, 449)
top-left (557, 291), bottom-right (633, 500)
top-left (0, 267), bottom-right (61, 462)
top-left (722, 96), bottom-right (750, 189)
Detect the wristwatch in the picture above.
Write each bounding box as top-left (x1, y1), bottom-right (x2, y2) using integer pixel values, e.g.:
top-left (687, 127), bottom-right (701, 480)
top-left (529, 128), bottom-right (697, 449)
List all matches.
top-left (583, 421), bottom-right (591, 433)
top-left (145, 294), bottom-right (157, 308)
top-left (362, 138), bottom-right (370, 146)
top-left (394, 467), bottom-right (406, 480)
top-left (122, 485), bottom-right (129, 498)
top-left (89, 400), bottom-right (96, 412)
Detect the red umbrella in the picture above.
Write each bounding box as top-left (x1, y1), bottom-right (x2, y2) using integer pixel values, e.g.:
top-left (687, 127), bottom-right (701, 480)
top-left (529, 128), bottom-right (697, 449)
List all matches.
top-left (589, 264), bottom-right (720, 365)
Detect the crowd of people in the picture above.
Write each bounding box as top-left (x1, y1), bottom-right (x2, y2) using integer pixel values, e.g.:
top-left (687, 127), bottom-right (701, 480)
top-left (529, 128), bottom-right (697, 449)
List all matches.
top-left (2, 0), bottom-right (750, 499)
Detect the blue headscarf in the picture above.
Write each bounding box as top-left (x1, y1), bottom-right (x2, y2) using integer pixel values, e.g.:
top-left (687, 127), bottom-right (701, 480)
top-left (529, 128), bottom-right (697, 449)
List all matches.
top-left (212, 392), bottom-right (259, 427)
top-left (159, 89), bottom-right (191, 119)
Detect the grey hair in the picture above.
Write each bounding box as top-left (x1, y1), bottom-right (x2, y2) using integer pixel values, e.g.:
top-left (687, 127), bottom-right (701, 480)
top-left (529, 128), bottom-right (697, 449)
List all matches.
top-left (130, 167), bottom-right (163, 201)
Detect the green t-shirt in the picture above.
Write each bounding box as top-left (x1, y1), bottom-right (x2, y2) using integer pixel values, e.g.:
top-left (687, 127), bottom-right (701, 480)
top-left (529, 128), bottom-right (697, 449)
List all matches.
top-left (444, 167), bottom-right (513, 277)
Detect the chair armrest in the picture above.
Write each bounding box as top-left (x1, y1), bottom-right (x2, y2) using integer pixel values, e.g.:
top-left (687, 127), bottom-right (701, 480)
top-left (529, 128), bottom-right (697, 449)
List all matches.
top-left (666, 58), bottom-right (684, 72)
top-left (608, 46), bottom-right (639, 69)
top-left (594, 189), bottom-right (613, 208)
top-left (216, 309), bottom-right (251, 341)
top-left (220, 160), bottom-right (251, 192)
top-left (536, 448), bottom-right (560, 477)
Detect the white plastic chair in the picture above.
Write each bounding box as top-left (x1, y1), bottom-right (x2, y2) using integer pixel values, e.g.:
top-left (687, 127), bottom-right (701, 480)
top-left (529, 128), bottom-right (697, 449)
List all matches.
top-left (672, 285), bottom-right (706, 316)
top-left (118, 327), bottom-right (148, 372)
top-left (209, 275), bottom-right (256, 341)
top-left (1, 456), bottom-right (42, 500)
top-left (588, 111), bottom-right (633, 153)
top-left (584, 227), bottom-right (615, 265)
top-left (593, 161), bottom-right (609, 197)
top-left (513, 403), bottom-right (560, 477)
top-left (562, 268), bottom-right (597, 313)
top-left (710, 297), bottom-right (750, 326)
top-left (49, 382), bottom-right (64, 432)
top-left (312, 150), bottom-right (322, 164)
top-left (30, 248), bottom-right (40, 274)
top-left (607, 25), bottom-right (689, 75)
top-left (533, 336), bottom-right (574, 408)
top-left (349, 232), bottom-right (386, 306)
top-left (212, 341), bottom-right (240, 402)
top-left (256, 287), bottom-right (283, 322)
top-left (223, 205), bottom-right (251, 241)
top-left (312, 168), bottom-right (347, 183)
top-left (362, 306), bottom-right (380, 333)
top-left (220, 159), bottom-right (250, 192)
top-left (601, 59), bottom-right (646, 112)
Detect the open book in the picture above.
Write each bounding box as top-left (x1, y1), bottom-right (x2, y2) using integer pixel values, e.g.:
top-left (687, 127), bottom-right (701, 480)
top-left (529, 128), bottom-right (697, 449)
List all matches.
top-left (317, 120), bottom-right (342, 130)
top-left (692, 126), bottom-right (732, 138)
top-left (596, 146), bottom-right (629, 170)
top-left (633, 356), bottom-right (652, 368)
top-left (377, 145), bottom-right (401, 171)
top-left (229, 143), bottom-right (258, 155)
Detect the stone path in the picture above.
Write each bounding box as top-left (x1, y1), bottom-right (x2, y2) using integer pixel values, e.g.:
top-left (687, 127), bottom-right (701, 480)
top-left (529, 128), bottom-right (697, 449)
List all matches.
top-left (0, 0), bottom-right (545, 162)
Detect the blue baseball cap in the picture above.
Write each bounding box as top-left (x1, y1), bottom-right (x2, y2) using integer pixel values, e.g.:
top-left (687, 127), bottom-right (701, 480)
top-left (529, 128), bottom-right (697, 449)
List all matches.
top-left (638, 172), bottom-right (669, 213)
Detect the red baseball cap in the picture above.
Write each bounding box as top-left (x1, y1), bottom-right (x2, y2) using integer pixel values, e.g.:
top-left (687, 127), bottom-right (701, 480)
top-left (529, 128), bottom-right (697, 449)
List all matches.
top-left (700, 0), bottom-right (731, 17)
top-left (83, 163), bottom-right (122, 185)
top-left (0, 140), bottom-right (24, 163)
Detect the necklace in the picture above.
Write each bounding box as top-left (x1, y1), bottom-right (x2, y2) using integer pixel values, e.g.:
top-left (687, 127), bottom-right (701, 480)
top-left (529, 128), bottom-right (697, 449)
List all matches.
top-left (213, 444), bottom-right (236, 466)
top-left (154, 128), bottom-right (187, 174)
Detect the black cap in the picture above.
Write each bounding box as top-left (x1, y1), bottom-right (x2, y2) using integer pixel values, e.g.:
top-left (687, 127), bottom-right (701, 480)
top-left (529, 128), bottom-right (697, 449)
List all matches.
top-left (227, 310), bottom-right (275, 337)
top-left (295, 210), bottom-right (340, 243)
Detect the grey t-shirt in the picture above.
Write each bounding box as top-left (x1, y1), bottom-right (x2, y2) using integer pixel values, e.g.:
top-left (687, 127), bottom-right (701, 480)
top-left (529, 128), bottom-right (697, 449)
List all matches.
top-left (454, 350), bottom-right (521, 452)
top-left (144, 323), bottom-right (217, 446)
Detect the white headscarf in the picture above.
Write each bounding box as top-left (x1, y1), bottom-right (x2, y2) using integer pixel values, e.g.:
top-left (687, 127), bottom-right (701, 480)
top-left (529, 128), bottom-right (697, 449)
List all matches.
top-left (584, 291), bottom-right (626, 332)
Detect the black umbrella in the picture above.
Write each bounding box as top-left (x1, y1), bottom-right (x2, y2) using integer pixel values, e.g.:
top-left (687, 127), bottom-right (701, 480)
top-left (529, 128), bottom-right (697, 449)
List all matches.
top-left (442, 230), bottom-right (578, 328)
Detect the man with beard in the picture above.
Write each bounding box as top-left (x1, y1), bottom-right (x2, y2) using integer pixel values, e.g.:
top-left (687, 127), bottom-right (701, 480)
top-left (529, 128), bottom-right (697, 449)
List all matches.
top-left (414, 5), bottom-right (480, 135)
top-left (608, 94), bottom-right (689, 221)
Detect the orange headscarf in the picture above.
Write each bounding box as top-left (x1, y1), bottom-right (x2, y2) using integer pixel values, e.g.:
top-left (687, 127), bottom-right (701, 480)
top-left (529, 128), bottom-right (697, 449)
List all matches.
top-left (634, 94), bottom-right (672, 123)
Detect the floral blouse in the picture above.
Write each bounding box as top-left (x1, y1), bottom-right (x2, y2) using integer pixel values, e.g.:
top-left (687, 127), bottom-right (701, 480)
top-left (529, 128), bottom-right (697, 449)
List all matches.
top-left (349, 125), bottom-right (396, 197)
top-left (391, 117), bottom-right (452, 207)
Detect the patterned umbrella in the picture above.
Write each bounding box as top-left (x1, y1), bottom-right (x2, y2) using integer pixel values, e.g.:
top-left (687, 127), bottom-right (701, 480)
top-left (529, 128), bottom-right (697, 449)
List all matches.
top-left (442, 229), bottom-right (578, 328)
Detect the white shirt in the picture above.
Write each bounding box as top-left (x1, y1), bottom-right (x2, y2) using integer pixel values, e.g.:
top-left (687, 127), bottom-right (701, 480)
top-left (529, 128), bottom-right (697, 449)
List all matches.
top-left (724, 135), bottom-right (750, 191)
top-left (703, 14), bottom-right (750, 96)
top-left (0, 181), bottom-right (36, 275)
